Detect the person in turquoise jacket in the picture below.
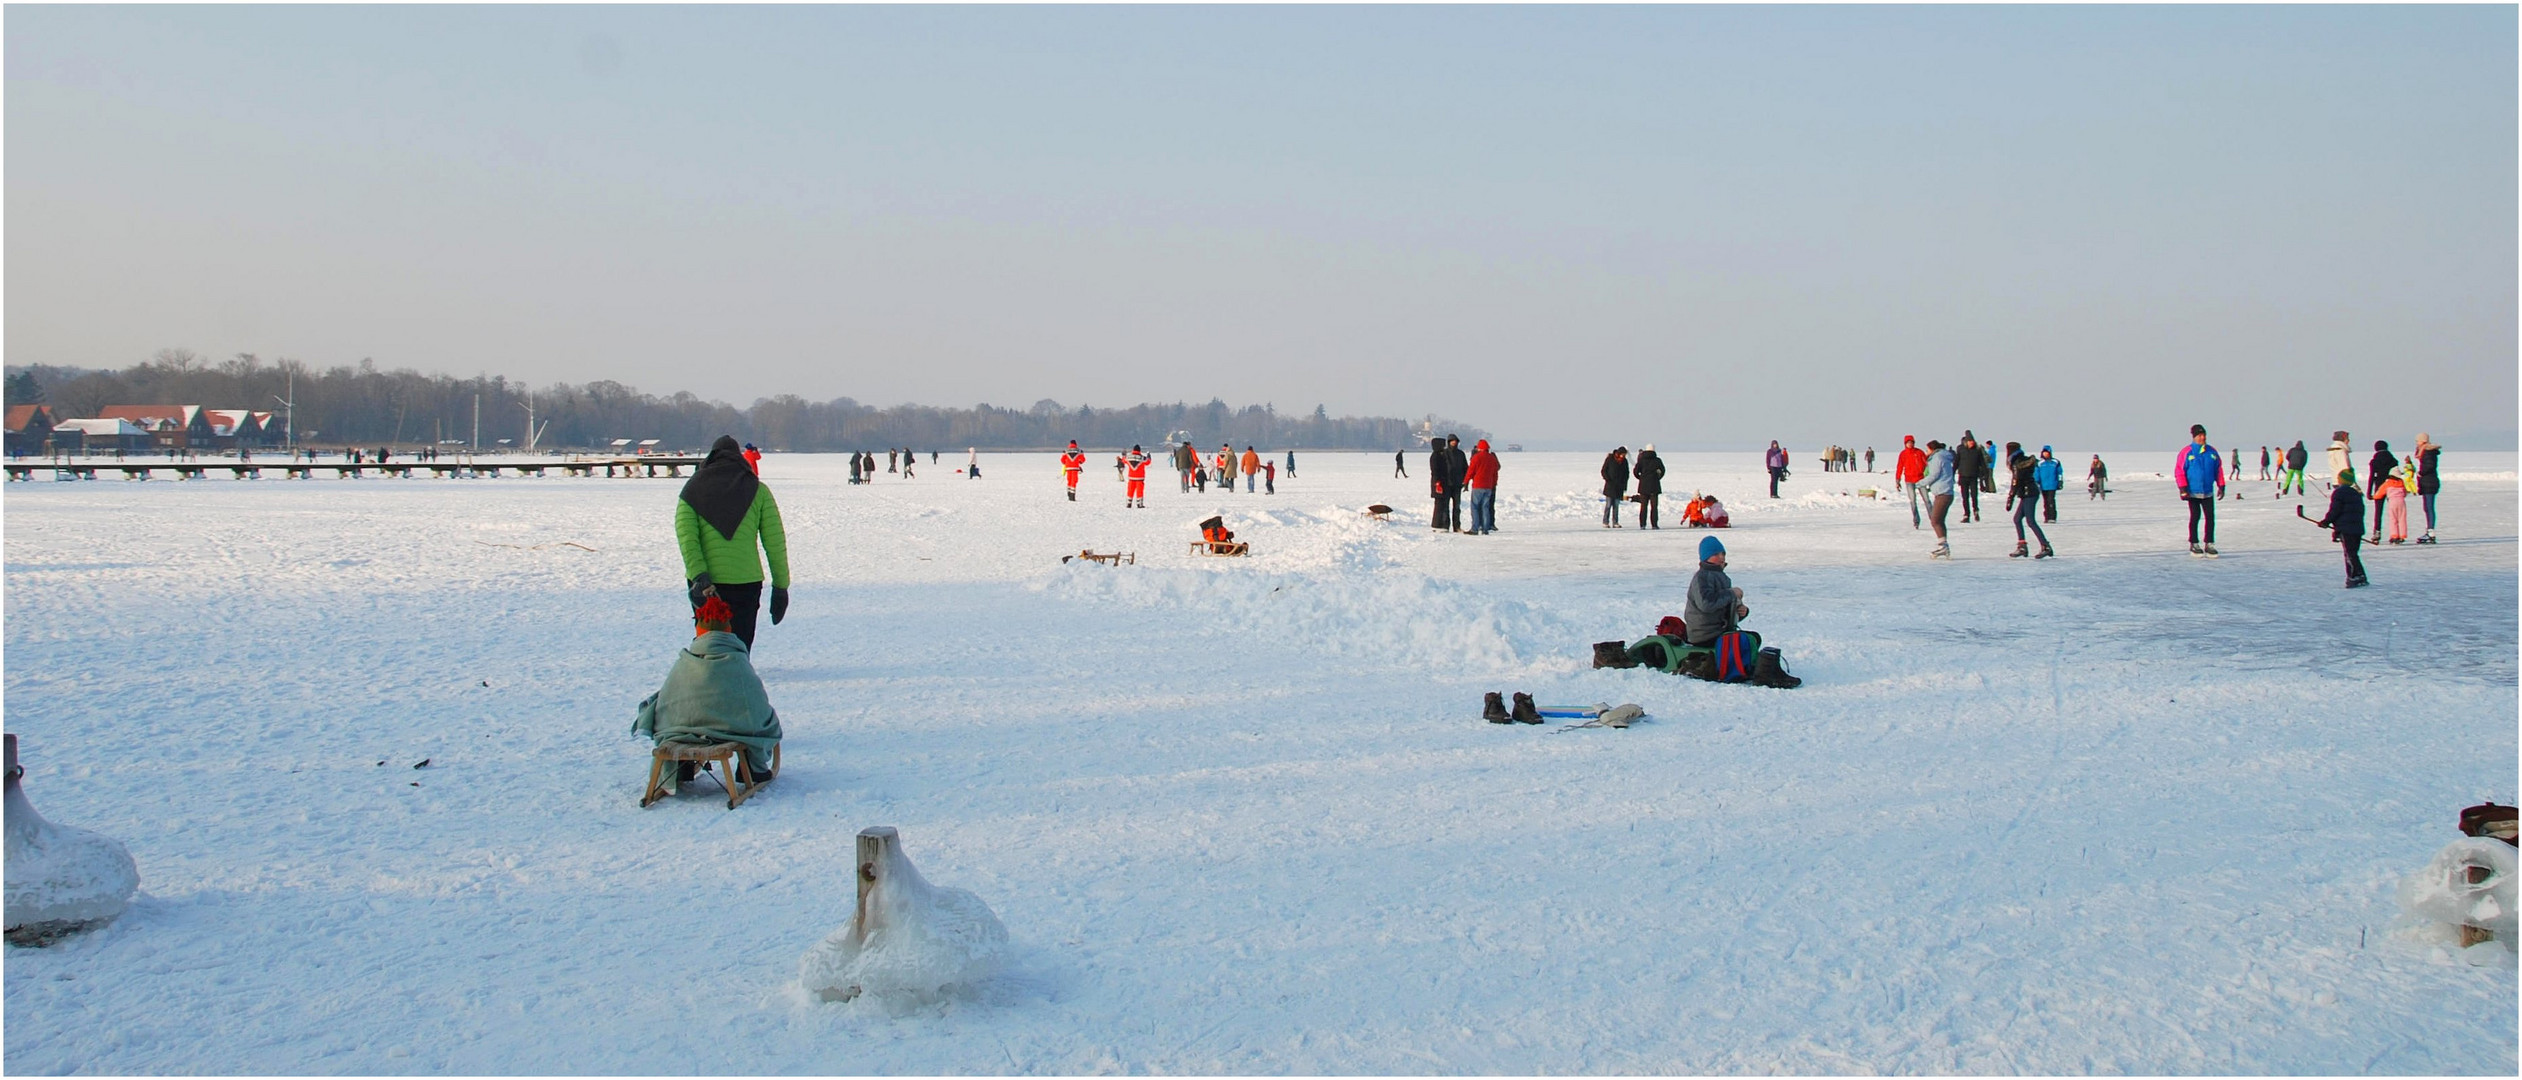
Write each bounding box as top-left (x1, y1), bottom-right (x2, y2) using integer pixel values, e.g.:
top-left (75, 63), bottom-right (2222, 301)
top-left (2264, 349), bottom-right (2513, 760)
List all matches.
top-left (2033, 446), bottom-right (2063, 523)
top-left (677, 435), bottom-right (790, 647)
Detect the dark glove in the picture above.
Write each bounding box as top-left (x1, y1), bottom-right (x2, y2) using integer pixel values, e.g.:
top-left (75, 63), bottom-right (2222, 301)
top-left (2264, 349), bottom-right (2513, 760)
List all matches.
top-left (769, 587), bottom-right (789, 625)
top-left (687, 573), bottom-right (715, 606)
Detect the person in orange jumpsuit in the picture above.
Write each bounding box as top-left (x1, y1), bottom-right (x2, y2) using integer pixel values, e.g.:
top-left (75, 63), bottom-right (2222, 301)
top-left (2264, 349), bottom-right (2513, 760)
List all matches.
top-left (1124, 444), bottom-right (1150, 508)
top-left (1060, 441), bottom-right (1086, 501)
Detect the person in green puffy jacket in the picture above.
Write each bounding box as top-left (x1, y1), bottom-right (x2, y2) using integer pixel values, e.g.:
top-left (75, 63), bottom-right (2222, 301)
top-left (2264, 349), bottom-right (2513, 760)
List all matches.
top-left (676, 435), bottom-right (790, 647)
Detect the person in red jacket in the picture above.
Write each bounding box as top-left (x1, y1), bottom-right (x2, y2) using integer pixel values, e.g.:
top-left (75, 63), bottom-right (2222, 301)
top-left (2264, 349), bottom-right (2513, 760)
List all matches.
top-left (1895, 435), bottom-right (1928, 530)
top-left (1059, 441), bottom-right (1086, 501)
top-left (741, 442), bottom-right (763, 475)
top-left (1462, 438), bottom-right (1502, 534)
top-left (1123, 444), bottom-right (1150, 508)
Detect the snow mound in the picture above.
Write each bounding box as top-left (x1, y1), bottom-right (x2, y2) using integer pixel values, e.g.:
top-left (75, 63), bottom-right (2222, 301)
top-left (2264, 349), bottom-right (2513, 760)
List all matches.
top-left (799, 828), bottom-right (1007, 1005)
top-left (5, 739), bottom-right (140, 947)
top-left (2399, 837), bottom-right (2517, 945)
top-left (1043, 558), bottom-right (1573, 676)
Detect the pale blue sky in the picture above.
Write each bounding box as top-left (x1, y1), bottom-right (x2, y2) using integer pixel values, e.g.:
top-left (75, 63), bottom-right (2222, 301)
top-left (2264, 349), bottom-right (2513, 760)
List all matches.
top-left (8, 5), bottom-right (2513, 447)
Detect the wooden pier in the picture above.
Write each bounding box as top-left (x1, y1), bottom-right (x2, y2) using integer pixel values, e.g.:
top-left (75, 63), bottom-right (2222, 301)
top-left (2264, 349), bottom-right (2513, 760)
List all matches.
top-left (5, 456), bottom-right (705, 483)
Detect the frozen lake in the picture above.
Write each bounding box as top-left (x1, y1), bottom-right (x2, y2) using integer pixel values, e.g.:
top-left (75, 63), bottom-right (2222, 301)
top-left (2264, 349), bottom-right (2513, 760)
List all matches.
top-left (5, 448), bottom-right (2515, 1073)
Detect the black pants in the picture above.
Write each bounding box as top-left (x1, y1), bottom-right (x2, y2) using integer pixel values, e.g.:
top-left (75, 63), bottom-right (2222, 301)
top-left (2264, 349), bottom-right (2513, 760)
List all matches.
top-left (1958, 483), bottom-right (1980, 521)
top-left (2186, 496), bottom-right (2216, 544)
top-left (1768, 467), bottom-right (1784, 497)
top-left (2338, 537), bottom-right (2367, 583)
top-left (2040, 489), bottom-right (2057, 522)
top-left (696, 580), bottom-right (763, 648)
top-left (1639, 493), bottom-right (1660, 528)
top-left (1433, 492), bottom-right (1461, 530)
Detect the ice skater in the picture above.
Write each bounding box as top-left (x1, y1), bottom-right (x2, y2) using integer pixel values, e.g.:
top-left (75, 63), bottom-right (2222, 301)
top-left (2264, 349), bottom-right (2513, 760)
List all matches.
top-left (2175, 424), bottom-right (2224, 557)
top-left (2412, 433), bottom-right (2441, 543)
top-left (1923, 439), bottom-right (1955, 559)
top-left (2301, 471), bottom-right (2369, 587)
top-left (2034, 446), bottom-right (2062, 522)
top-left (1897, 435), bottom-right (1927, 528)
top-left (2005, 442), bottom-right (2053, 559)
top-left (2278, 440), bottom-right (2309, 497)
top-left (2366, 440), bottom-right (2398, 536)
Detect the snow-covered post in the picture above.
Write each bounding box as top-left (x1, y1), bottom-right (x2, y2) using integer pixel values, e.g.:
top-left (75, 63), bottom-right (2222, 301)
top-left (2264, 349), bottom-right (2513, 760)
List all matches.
top-left (800, 825), bottom-right (1007, 1004)
top-left (5, 734), bottom-right (141, 946)
top-left (853, 825), bottom-right (900, 948)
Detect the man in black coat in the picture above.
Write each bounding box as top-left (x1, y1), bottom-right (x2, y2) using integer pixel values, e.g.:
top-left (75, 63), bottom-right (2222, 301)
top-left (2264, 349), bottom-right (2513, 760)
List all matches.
top-left (1430, 435), bottom-right (1467, 531)
top-left (1600, 446), bottom-right (1631, 528)
top-left (1632, 446), bottom-right (1666, 529)
top-left (1953, 432), bottom-right (1986, 522)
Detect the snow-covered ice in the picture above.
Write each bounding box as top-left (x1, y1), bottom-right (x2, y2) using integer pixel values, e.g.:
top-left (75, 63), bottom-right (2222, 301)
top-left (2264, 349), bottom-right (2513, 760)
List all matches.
top-left (4, 449), bottom-right (2515, 1072)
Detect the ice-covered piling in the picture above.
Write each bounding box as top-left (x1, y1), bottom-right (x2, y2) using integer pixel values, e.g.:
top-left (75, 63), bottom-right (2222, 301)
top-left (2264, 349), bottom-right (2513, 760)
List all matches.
top-left (799, 826), bottom-right (1006, 1004)
top-left (2402, 837), bottom-right (2516, 949)
top-left (4, 734), bottom-right (140, 946)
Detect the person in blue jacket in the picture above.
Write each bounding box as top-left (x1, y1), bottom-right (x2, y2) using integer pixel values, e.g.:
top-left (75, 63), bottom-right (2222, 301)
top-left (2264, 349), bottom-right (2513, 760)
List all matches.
top-left (2175, 424), bottom-right (2225, 557)
top-left (2033, 446), bottom-right (2063, 522)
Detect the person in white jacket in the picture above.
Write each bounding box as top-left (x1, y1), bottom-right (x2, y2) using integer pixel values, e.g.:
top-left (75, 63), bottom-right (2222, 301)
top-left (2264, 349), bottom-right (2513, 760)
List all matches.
top-left (2325, 431), bottom-right (2354, 493)
top-left (1922, 440), bottom-right (1957, 559)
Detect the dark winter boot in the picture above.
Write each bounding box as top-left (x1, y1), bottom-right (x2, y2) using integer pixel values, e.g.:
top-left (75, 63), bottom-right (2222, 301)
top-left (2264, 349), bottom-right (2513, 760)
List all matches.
top-left (1751, 647), bottom-right (1802, 689)
top-left (1511, 692), bottom-right (1542, 724)
top-left (1483, 692), bottom-right (1511, 723)
top-left (1592, 641), bottom-right (1639, 669)
top-left (2010, 542), bottom-right (2028, 558)
top-left (2035, 544), bottom-right (2054, 559)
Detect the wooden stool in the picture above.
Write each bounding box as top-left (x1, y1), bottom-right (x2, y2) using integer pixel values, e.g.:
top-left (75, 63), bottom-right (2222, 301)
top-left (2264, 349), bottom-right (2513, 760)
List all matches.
top-left (640, 740), bottom-right (778, 809)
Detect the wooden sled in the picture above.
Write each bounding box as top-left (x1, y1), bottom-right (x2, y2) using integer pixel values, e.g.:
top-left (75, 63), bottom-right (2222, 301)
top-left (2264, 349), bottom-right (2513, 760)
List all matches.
top-left (1190, 540), bottom-right (1248, 556)
top-left (1364, 504), bottom-right (1393, 521)
top-left (1063, 549), bottom-right (1135, 566)
top-left (641, 740), bottom-right (779, 809)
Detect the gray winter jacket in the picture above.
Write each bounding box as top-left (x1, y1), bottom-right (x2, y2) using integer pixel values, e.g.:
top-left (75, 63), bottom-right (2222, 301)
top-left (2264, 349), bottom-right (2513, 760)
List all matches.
top-left (1921, 449), bottom-right (1956, 496)
top-left (1683, 561), bottom-right (1739, 646)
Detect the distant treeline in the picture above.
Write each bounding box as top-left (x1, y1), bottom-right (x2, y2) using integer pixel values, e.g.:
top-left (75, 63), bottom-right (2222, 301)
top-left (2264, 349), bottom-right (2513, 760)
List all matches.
top-left (2, 352), bottom-right (1482, 451)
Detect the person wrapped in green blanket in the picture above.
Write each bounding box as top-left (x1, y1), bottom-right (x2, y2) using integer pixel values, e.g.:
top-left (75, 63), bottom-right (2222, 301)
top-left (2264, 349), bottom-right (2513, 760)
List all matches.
top-left (633, 595), bottom-right (783, 787)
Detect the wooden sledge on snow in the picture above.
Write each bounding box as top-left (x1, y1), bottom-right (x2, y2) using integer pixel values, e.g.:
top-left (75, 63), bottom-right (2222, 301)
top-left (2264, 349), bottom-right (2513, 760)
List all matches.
top-left (640, 740), bottom-right (779, 809)
top-left (1063, 549), bottom-right (1135, 566)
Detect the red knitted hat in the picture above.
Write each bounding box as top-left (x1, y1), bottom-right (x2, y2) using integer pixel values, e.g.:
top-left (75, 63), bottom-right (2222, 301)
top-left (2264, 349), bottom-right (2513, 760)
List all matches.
top-left (694, 595), bottom-right (735, 634)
